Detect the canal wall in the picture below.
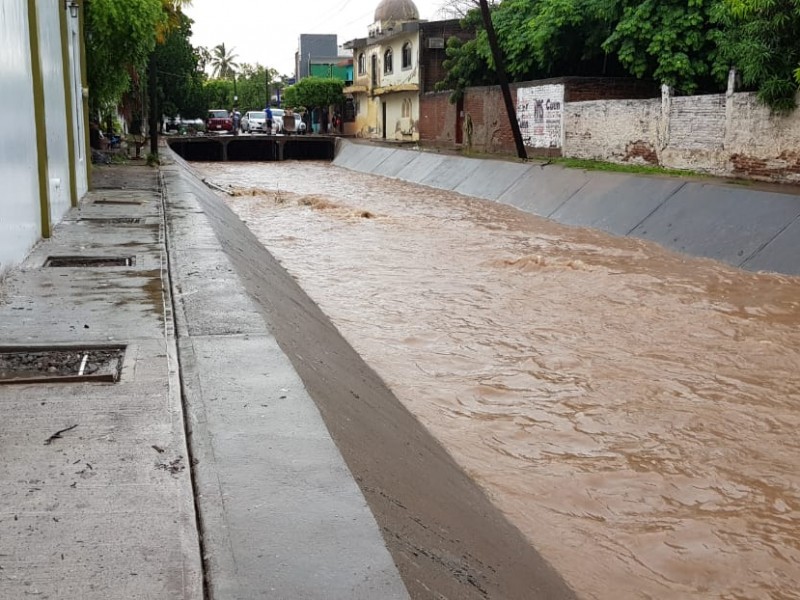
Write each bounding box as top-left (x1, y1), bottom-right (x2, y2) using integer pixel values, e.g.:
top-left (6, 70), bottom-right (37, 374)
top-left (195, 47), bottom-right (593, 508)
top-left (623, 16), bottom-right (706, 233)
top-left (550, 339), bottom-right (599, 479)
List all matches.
top-left (332, 140), bottom-right (800, 276)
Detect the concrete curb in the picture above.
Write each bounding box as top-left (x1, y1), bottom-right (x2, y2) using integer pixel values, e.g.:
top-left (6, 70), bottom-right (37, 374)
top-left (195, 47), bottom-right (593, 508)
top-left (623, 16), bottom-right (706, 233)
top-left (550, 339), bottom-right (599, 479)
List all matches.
top-left (160, 156), bottom-right (410, 599)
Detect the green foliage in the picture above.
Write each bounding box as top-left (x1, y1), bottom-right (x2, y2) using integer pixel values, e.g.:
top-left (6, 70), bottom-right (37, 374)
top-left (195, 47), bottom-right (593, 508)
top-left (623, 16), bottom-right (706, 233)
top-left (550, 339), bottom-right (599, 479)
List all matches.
top-left (234, 64), bottom-right (281, 112)
top-left (436, 0), bottom-right (627, 101)
top-left (152, 12), bottom-right (206, 119)
top-left (282, 77), bottom-right (345, 110)
top-left (436, 36), bottom-right (498, 100)
top-left (85, 0), bottom-right (166, 111)
top-left (203, 79), bottom-right (236, 110)
top-left (714, 0), bottom-right (800, 111)
top-left (602, 0), bottom-right (722, 94)
top-left (209, 43), bottom-right (239, 79)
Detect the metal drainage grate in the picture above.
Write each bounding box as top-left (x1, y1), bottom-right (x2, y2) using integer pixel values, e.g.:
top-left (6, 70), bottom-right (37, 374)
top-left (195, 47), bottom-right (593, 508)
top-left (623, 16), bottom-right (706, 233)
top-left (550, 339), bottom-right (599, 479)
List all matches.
top-left (44, 256), bottom-right (135, 267)
top-left (0, 346), bottom-right (126, 384)
top-left (93, 198), bottom-right (145, 206)
top-left (79, 218), bottom-right (142, 224)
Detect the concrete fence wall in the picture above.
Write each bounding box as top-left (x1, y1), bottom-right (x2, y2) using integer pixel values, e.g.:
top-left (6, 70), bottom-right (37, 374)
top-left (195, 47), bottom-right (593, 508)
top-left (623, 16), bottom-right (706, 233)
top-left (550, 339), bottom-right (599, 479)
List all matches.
top-left (0, 1), bottom-right (87, 277)
top-left (566, 88), bottom-right (800, 183)
top-left (420, 77), bottom-right (800, 184)
top-left (333, 139), bottom-right (800, 276)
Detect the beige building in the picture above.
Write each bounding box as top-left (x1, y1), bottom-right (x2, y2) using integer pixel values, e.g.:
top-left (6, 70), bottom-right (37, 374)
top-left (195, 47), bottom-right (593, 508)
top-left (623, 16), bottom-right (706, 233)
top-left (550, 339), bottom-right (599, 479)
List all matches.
top-left (344, 0), bottom-right (423, 140)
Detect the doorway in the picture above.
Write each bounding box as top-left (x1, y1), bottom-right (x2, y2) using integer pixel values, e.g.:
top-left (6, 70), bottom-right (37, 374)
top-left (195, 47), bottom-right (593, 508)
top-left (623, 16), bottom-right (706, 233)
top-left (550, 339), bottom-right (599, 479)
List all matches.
top-left (382, 102), bottom-right (387, 139)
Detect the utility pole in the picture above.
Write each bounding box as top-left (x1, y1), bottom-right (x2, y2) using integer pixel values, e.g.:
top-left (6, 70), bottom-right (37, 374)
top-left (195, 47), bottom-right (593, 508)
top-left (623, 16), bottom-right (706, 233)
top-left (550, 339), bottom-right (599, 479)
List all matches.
top-left (478, 0), bottom-right (527, 160)
top-left (148, 53), bottom-right (158, 157)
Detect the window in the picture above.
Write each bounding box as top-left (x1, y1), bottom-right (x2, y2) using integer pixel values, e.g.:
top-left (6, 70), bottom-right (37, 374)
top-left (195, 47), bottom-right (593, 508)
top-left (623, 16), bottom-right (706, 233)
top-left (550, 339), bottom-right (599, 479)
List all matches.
top-left (384, 48), bottom-right (393, 74)
top-left (402, 42), bottom-right (412, 69)
top-left (402, 98), bottom-right (412, 118)
top-left (358, 52), bottom-right (366, 75)
top-left (371, 53), bottom-right (378, 86)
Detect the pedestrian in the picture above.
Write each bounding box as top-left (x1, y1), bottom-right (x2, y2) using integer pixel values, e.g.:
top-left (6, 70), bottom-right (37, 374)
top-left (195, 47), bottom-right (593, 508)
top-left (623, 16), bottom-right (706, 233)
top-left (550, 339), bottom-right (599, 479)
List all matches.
top-left (321, 108), bottom-right (329, 134)
top-left (265, 105), bottom-right (273, 134)
top-left (231, 107), bottom-right (241, 135)
top-left (311, 107), bottom-right (320, 134)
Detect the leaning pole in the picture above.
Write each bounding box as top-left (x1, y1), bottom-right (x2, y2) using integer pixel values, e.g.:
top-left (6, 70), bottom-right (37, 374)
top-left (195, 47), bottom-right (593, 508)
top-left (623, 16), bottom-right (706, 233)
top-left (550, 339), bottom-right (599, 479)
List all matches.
top-left (478, 0), bottom-right (527, 160)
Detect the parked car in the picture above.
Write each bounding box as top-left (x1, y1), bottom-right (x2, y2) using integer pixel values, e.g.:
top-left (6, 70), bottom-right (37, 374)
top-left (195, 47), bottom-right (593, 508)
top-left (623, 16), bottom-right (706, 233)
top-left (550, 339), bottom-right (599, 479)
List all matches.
top-left (271, 108), bottom-right (285, 134)
top-left (206, 109), bottom-right (233, 133)
top-left (164, 116), bottom-right (181, 132)
top-left (271, 109), bottom-right (307, 134)
top-left (241, 110), bottom-right (267, 133)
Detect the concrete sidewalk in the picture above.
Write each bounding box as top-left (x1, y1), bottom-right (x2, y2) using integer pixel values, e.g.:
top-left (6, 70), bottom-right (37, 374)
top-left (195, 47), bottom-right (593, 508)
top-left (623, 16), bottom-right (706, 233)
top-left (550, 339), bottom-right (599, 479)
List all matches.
top-left (0, 161), bottom-right (408, 599)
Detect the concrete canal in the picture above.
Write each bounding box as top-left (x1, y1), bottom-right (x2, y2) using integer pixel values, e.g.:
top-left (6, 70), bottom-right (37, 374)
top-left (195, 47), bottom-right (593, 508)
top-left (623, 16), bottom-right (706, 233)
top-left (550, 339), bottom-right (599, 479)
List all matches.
top-left (176, 152), bottom-right (800, 600)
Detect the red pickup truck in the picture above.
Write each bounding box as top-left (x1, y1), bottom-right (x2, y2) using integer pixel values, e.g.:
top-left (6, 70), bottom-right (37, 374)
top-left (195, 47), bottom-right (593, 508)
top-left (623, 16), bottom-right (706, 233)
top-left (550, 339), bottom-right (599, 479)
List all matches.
top-left (206, 109), bottom-right (233, 133)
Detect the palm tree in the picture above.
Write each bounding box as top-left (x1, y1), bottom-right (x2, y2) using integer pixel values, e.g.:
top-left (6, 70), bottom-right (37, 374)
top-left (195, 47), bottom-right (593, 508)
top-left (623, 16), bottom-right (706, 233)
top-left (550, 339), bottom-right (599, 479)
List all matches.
top-left (210, 43), bottom-right (239, 80)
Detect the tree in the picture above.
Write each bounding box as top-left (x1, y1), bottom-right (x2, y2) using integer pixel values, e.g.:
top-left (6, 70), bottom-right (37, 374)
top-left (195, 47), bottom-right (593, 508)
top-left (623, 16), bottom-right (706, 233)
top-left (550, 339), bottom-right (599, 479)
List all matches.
top-left (203, 78), bottom-right (236, 109)
top-left (602, 0), bottom-right (723, 94)
top-left (85, 0), bottom-right (165, 112)
top-left (282, 77), bottom-right (345, 110)
top-left (234, 63), bottom-right (280, 111)
top-left (152, 11), bottom-right (206, 119)
top-left (209, 43), bottom-right (239, 80)
top-left (714, 0), bottom-right (800, 111)
top-left (436, 0), bottom-right (627, 99)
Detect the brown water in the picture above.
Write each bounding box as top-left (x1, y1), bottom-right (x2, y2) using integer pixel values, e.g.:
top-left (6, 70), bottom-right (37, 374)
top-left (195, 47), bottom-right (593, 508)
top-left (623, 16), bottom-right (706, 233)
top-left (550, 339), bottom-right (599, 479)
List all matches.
top-left (197, 160), bottom-right (800, 600)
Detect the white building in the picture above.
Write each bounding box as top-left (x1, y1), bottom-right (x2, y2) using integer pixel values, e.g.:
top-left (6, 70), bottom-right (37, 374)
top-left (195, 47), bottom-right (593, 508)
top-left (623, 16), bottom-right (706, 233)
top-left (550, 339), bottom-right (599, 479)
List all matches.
top-left (1, 1), bottom-right (89, 276)
top-left (343, 0), bottom-right (471, 140)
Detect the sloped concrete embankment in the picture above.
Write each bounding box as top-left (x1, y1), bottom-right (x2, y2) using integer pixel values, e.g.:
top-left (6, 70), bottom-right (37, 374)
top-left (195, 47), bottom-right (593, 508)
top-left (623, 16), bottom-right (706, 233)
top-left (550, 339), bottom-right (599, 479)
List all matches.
top-left (333, 140), bottom-right (800, 276)
top-left (164, 150), bottom-right (579, 600)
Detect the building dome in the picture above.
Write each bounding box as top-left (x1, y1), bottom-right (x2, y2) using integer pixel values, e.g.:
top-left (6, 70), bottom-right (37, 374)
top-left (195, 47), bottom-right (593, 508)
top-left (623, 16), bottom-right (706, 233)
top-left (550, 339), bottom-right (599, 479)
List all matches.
top-left (374, 0), bottom-right (419, 23)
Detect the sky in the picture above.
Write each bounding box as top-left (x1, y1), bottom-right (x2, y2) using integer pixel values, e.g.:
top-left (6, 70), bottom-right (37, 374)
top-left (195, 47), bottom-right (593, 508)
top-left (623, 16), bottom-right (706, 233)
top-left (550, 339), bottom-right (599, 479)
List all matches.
top-left (184, 0), bottom-right (452, 78)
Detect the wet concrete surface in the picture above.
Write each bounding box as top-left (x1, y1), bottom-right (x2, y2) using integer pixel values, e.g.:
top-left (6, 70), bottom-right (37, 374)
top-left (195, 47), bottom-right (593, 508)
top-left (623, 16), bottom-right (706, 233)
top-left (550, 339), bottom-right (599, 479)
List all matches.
top-left (192, 158), bottom-right (800, 600)
top-left (0, 166), bottom-right (202, 599)
top-left (168, 157), bottom-right (578, 600)
top-left (162, 163), bottom-right (410, 599)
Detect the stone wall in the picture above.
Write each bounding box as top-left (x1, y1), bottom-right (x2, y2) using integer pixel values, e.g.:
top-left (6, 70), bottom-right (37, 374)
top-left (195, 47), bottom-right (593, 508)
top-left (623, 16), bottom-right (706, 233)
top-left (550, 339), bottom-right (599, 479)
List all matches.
top-left (565, 87), bottom-right (800, 183)
top-left (564, 99), bottom-right (661, 164)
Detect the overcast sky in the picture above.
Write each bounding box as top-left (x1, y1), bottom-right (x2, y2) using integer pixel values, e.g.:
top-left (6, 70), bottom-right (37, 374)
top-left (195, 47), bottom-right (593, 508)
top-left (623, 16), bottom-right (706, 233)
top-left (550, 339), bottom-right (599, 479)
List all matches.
top-left (184, 0), bottom-right (452, 77)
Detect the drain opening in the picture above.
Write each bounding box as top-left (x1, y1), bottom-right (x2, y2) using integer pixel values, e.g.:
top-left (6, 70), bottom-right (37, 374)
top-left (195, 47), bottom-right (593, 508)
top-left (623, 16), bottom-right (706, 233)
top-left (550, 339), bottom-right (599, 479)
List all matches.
top-left (44, 256), bottom-right (135, 267)
top-left (0, 346), bottom-right (126, 384)
top-left (79, 218), bottom-right (142, 224)
top-left (93, 199), bottom-right (145, 205)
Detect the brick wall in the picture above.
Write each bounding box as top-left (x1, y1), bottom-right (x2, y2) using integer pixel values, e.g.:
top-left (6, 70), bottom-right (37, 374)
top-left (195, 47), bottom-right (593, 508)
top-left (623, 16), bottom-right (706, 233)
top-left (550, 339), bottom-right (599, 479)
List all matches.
top-left (422, 77), bottom-right (659, 156)
top-left (419, 21), bottom-right (473, 93)
top-left (423, 75), bottom-right (800, 183)
top-left (419, 92), bottom-right (455, 144)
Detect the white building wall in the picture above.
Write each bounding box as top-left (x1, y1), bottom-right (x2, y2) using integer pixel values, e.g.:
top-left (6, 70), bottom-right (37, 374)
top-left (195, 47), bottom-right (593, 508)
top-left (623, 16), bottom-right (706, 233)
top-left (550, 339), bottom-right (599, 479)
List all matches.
top-left (67, 12), bottom-right (88, 198)
top-left (379, 33), bottom-right (418, 88)
top-left (38, 2), bottom-right (72, 223)
top-left (0, 0), bottom-right (41, 276)
top-left (0, 2), bottom-right (85, 277)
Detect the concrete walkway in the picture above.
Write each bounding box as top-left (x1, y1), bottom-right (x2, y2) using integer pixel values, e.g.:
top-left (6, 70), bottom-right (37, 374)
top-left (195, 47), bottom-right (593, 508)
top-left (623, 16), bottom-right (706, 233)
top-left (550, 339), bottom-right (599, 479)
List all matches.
top-left (0, 161), bottom-right (407, 599)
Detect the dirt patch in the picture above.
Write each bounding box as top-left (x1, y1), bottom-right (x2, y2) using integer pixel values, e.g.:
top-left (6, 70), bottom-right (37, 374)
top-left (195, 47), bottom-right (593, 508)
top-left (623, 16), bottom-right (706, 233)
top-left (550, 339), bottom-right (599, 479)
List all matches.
top-left (0, 347), bottom-right (125, 384)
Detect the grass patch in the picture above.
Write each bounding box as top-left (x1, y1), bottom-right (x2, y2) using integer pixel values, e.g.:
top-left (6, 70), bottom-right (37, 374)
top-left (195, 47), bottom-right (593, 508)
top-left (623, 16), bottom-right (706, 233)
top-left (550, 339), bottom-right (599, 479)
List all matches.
top-left (553, 157), bottom-right (703, 178)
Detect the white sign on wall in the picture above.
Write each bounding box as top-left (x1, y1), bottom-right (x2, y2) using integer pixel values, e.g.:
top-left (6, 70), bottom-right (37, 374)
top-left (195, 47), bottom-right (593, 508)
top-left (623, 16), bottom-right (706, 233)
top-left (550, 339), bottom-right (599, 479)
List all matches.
top-left (516, 84), bottom-right (565, 149)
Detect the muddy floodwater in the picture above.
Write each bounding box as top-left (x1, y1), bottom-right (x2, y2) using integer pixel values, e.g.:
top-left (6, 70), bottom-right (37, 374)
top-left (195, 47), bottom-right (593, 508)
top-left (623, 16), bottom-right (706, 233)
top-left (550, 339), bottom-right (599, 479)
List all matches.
top-left (194, 159), bottom-right (800, 600)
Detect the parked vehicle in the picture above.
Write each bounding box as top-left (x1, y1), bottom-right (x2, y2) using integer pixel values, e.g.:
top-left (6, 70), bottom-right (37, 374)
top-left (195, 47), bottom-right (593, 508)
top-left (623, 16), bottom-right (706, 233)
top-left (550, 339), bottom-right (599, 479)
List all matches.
top-left (271, 108), bottom-right (285, 134)
top-left (294, 114), bottom-right (307, 134)
top-left (271, 109), bottom-right (307, 134)
top-left (164, 116), bottom-right (181, 132)
top-left (206, 109), bottom-right (233, 133)
top-left (241, 111), bottom-right (267, 133)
